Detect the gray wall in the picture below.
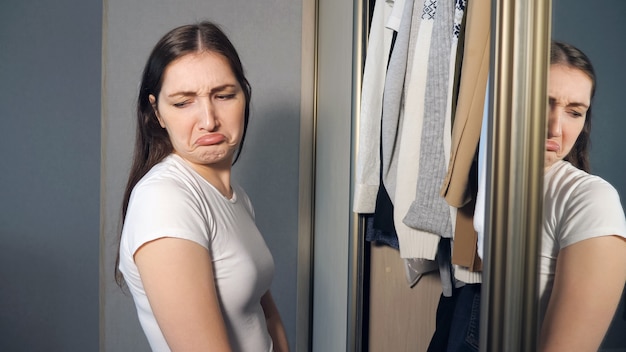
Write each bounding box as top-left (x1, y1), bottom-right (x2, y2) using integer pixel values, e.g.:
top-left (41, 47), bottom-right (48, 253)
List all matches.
top-left (552, 0), bottom-right (626, 207)
top-left (0, 0), bottom-right (101, 351)
top-left (101, 1), bottom-right (304, 351)
top-left (552, 1), bottom-right (626, 349)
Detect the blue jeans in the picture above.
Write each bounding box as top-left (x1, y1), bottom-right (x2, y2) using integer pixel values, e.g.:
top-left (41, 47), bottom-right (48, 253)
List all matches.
top-left (427, 284), bottom-right (481, 352)
top-left (447, 284), bottom-right (481, 352)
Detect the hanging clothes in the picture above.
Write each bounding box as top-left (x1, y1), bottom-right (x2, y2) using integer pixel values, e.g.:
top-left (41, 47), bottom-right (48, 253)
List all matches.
top-left (353, 0), bottom-right (396, 214)
top-left (448, 0), bottom-right (491, 285)
top-left (391, 0), bottom-right (440, 261)
top-left (393, 0), bottom-right (467, 296)
top-left (379, 0), bottom-right (443, 282)
top-left (401, 0), bottom-right (456, 242)
top-left (355, 0), bottom-right (404, 251)
top-left (380, 0), bottom-right (415, 203)
top-left (440, 0), bottom-right (491, 209)
top-left (353, 0), bottom-right (487, 291)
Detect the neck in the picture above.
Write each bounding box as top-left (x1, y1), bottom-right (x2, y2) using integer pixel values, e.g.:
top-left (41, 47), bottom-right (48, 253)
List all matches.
top-left (178, 156), bottom-right (233, 198)
top-left (199, 166), bottom-right (233, 198)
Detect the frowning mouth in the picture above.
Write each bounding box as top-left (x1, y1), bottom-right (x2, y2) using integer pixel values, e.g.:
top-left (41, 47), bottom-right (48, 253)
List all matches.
top-left (196, 134), bottom-right (226, 146)
top-left (545, 140), bottom-right (560, 152)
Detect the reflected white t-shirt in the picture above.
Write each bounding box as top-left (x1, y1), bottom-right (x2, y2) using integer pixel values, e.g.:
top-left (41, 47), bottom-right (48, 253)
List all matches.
top-left (119, 154), bottom-right (275, 352)
top-left (539, 160), bottom-right (626, 323)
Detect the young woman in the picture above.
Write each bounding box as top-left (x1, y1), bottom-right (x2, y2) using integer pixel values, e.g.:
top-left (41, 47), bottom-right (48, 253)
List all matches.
top-left (116, 22), bottom-right (288, 352)
top-left (431, 41), bottom-right (626, 352)
top-left (538, 41), bottom-right (626, 351)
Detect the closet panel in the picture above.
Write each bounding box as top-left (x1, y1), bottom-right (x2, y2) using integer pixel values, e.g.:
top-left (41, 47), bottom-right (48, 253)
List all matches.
top-left (368, 246), bottom-right (440, 352)
top-left (311, 0), bottom-right (355, 349)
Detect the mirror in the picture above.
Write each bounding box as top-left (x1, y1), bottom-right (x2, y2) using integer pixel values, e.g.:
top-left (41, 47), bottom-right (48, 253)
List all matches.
top-left (552, 0), bottom-right (626, 348)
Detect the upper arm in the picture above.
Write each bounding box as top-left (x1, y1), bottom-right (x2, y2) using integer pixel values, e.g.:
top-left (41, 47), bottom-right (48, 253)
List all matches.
top-left (539, 235), bottom-right (626, 352)
top-left (134, 237), bottom-right (232, 352)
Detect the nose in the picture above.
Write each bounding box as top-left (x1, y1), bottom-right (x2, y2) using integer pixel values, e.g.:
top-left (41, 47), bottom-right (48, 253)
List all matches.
top-left (198, 97), bottom-right (218, 131)
top-left (547, 107), bottom-right (562, 138)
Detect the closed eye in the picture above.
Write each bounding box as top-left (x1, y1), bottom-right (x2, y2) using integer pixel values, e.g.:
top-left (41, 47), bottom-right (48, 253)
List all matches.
top-left (568, 109), bottom-right (585, 118)
top-left (216, 94), bottom-right (236, 100)
top-left (173, 100), bottom-right (191, 108)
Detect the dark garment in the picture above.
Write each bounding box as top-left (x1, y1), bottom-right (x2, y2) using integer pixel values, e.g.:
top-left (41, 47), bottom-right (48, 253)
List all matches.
top-left (373, 183), bottom-right (396, 233)
top-left (364, 212), bottom-right (399, 249)
top-left (365, 184), bottom-right (400, 249)
top-left (427, 288), bottom-right (460, 352)
top-left (428, 284), bottom-right (482, 352)
top-left (447, 284), bottom-right (481, 352)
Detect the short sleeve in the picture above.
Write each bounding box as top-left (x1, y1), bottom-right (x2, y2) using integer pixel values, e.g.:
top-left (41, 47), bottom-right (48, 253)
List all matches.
top-left (558, 177), bottom-right (626, 249)
top-left (123, 176), bottom-right (213, 256)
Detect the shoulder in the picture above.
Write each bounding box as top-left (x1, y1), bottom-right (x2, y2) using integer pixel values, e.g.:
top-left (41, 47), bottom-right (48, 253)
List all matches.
top-left (545, 161), bottom-right (626, 248)
top-left (122, 156), bottom-right (214, 253)
top-left (137, 155), bottom-right (194, 187)
top-left (125, 155), bottom-right (212, 232)
top-left (545, 161), bottom-right (620, 203)
top-left (131, 155), bottom-right (204, 205)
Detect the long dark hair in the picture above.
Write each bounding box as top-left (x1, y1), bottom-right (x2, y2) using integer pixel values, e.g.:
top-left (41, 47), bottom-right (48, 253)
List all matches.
top-left (550, 41), bottom-right (596, 172)
top-left (115, 21), bottom-right (251, 286)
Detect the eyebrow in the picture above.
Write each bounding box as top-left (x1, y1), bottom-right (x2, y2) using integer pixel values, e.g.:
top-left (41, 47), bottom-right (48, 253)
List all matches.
top-left (166, 84), bottom-right (238, 98)
top-left (548, 97), bottom-right (589, 109)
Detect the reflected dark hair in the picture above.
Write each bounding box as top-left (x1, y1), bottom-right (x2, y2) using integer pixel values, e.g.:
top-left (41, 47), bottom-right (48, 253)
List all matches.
top-left (550, 41), bottom-right (596, 172)
top-left (115, 21), bottom-right (251, 287)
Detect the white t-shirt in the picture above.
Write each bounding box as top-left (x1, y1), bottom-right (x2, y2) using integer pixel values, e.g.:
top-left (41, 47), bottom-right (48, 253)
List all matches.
top-left (119, 154), bottom-right (275, 352)
top-left (539, 160), bottom-right (626, 323)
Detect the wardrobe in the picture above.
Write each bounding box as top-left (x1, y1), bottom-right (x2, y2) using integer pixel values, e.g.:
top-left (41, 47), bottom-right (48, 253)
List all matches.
top-left (5, 0), bottom-right (623, 350)
top-left (328, 0), bottom-right (626, 351)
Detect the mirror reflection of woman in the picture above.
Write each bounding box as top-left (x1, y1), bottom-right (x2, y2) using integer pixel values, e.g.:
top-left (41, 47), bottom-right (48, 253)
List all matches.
top-left (538, 41), bottom-right (626, 351)
top-left (438, 41), bottom-right (626, 352)
top-left (115, 22), bottom-right (288, 352)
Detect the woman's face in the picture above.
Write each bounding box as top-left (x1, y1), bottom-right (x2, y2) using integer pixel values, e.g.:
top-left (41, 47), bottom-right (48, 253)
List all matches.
top-left (545, 64), bottom-right (593, 170)
top-left (150, 51), bottom-right (245, 171)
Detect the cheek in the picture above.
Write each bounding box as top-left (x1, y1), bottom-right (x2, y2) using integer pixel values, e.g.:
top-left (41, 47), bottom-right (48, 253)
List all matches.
top-left (160, 118), bottom-right (193, 145)
top-left (565, 120), bottom-right (586, 145)
top-left (230, 109), bottom-right (246, 135)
